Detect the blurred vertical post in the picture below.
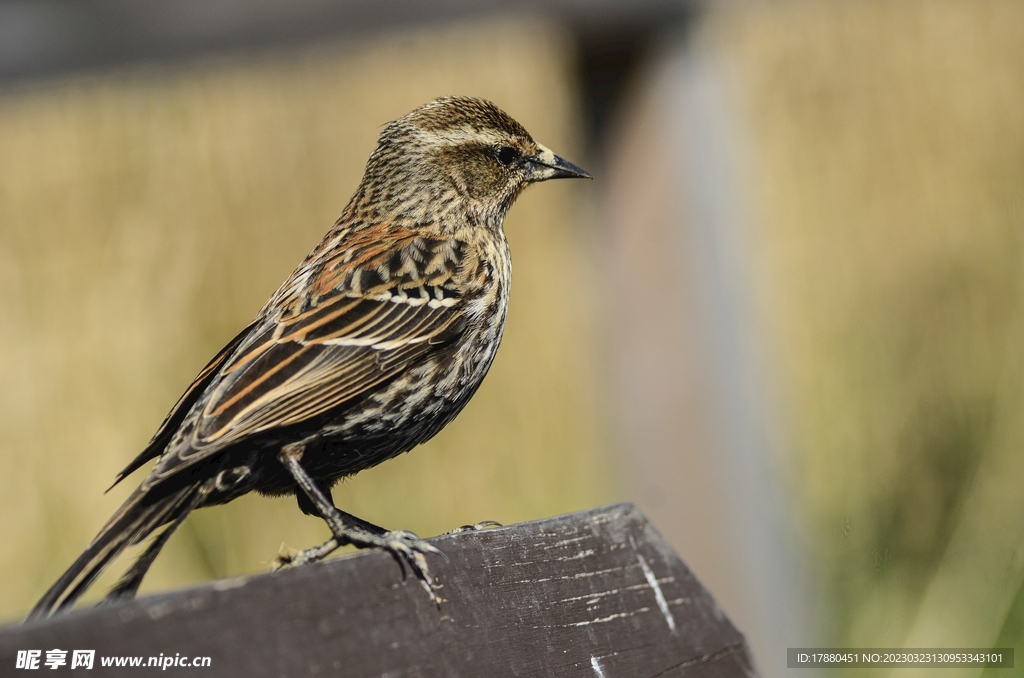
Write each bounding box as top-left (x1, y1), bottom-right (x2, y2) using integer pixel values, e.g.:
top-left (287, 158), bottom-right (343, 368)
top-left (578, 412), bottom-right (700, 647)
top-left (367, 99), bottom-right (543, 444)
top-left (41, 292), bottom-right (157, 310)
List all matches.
top-left (602, 29), bottom-right (814, 678)
top-left (604, 3), bottom-right (1024, 676)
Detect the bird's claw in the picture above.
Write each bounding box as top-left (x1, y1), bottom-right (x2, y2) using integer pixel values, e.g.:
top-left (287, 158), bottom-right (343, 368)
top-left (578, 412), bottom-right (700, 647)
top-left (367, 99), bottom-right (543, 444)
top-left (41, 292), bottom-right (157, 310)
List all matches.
top-left (446, 520), bottom-right (502, 534)
top-left (271, 549), bottom-right (297, 572)
top-left (376, 530), bottom-right (444, 606)
top-left (271, 537), bottom-right (341, 571)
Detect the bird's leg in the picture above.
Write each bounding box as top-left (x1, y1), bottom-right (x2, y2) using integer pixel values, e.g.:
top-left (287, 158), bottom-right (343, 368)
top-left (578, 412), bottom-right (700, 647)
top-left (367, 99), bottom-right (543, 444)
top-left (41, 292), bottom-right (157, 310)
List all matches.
top-left (295, 476), bottom-right (334, 516)
top-left (276, 440), bottom-right (444, 605)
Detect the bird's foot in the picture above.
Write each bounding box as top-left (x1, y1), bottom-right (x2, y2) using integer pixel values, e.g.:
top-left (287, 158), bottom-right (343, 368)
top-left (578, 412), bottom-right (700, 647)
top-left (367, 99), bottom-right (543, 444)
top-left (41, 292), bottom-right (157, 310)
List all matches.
top-left (273, 528), bottom-right (444, 606)
top-left (275, 449), bottom-right (444, 604)
top-left (354, 529), bottom-right (445, 606)
top-left (445, 520), bottom-right (502, 534)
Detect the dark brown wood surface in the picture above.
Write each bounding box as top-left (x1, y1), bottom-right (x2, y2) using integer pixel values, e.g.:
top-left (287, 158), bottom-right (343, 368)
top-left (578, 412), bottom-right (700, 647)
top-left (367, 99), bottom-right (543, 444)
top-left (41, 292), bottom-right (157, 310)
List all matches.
top-left (1, 504), bottom-right (759, 677)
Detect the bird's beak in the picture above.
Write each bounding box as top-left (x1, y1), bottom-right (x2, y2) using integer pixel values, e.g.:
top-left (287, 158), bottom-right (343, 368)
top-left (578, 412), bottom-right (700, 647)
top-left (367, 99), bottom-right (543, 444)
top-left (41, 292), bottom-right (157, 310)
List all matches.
top-left (526, 143), bottom-right (592, 182)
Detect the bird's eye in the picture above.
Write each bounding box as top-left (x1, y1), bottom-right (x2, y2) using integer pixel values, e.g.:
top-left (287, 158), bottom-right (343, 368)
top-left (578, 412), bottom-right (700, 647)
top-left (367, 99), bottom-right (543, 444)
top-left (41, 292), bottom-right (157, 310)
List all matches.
top-left (496, 146), bottom-right (520, 166)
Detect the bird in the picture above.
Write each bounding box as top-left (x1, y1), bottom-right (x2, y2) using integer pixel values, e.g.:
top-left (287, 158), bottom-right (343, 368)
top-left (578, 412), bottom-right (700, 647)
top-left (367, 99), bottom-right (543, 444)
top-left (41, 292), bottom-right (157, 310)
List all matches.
top-left (27, 96), bottom-right (590, 621)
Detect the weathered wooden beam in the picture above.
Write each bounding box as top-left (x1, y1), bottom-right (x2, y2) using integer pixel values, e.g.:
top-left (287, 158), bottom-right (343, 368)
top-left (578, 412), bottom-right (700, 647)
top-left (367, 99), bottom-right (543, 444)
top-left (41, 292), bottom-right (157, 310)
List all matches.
top-left (1, 504), bottom-right (759, 676)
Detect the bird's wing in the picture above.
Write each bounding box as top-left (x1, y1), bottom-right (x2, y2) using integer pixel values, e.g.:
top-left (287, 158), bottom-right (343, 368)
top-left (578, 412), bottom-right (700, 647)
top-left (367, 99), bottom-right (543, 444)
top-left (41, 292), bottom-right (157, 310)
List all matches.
top-left (202, 294), bottom-right (465, 447)
top-left (141, 232), bottom-right (471, 489)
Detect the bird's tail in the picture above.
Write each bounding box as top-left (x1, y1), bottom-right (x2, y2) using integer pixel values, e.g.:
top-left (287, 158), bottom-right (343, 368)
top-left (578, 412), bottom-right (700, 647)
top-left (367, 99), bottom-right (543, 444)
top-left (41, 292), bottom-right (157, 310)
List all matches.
top-left (26, 480), bottom-right (207, 622)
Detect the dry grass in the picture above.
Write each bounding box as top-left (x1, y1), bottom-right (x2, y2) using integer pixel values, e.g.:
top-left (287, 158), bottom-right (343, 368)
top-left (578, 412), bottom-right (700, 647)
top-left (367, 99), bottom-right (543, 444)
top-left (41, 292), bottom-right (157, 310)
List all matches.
top-left (708, 0), bottom-right (1024, 657)
top-left (0, 16), bottom-right (613, 621)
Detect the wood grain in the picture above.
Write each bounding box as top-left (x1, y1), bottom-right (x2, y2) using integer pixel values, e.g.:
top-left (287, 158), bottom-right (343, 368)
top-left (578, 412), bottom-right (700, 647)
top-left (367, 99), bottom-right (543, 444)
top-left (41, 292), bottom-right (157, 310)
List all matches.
top-left (2, 504), bottom-right (759, 677)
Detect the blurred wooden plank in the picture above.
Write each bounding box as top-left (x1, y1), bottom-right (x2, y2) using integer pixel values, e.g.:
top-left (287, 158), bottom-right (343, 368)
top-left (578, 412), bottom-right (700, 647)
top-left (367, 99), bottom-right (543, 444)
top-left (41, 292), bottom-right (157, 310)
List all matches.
top-left (0, 0), bottom-right (696, 83)
top-left (1, 504), bottom-right (758, 677)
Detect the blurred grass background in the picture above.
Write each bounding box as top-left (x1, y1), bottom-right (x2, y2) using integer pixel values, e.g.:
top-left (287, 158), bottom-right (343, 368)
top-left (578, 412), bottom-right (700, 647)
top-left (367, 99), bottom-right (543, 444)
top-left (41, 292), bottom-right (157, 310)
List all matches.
top-left (0, 16), bottom-right (611, 621)
top-left (707, 0), bottom-right (1024, 668)
top-left (601, 0), bottom-right (1024, 671)
top-left (2, 1), bottom-right (1024, 673)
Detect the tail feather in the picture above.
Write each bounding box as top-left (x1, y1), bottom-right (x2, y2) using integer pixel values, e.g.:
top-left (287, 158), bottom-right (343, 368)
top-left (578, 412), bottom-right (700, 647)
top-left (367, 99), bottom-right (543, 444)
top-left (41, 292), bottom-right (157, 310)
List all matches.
top-left (26, 482), bottom-right (203, 622)
top-left (104, 482), bottom-right (216, 603)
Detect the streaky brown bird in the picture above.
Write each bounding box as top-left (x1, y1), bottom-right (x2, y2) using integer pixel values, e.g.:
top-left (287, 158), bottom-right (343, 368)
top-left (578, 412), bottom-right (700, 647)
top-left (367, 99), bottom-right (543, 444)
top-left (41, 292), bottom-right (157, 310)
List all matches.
top-left (28, 96), bottom-right (590, 621)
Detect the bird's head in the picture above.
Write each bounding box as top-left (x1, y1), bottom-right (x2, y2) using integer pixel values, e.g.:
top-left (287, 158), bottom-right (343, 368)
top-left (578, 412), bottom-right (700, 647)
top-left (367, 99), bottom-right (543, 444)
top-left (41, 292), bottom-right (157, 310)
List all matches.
top-left (360, 96), bottom-right (590, 226)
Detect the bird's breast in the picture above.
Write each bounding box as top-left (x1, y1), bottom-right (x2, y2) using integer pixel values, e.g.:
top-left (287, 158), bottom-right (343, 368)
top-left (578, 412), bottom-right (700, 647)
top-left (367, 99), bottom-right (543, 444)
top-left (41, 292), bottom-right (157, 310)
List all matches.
top-left (318, 231), bottom-right (511, 459)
